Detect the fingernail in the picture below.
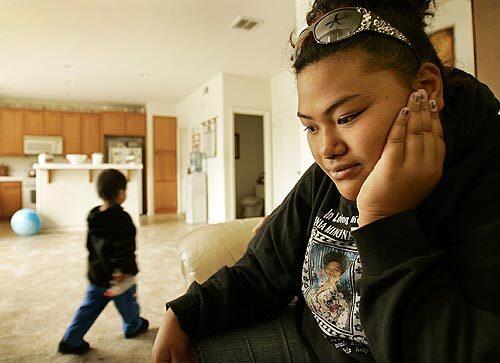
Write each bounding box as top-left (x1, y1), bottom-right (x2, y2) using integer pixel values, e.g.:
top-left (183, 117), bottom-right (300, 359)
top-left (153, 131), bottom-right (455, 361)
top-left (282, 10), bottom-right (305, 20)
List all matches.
top-left (402, 107), bottom-right (410, 118)
top-left (413, 92), bottom-right (422, 103)
top-left (429, 99), bottom-right (438, 112)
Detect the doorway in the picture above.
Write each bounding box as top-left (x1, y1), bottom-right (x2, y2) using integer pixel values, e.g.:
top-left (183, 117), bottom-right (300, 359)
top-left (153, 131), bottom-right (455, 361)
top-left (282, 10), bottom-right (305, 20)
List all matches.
top-left (234, 113), bottom-right (265, 219)
top-left (153, 116), bottom-right (177, 213)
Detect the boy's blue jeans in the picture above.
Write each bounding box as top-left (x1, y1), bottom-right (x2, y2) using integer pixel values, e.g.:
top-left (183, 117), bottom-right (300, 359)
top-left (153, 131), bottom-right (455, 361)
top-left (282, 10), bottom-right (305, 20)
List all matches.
top-left (62, 283), bottom-right (142, 347)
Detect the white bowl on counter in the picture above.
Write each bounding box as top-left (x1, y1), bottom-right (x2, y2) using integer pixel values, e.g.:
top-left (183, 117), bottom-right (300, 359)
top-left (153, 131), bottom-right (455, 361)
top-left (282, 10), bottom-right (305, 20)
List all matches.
top-left (66, 154), bottom-right (88, 165)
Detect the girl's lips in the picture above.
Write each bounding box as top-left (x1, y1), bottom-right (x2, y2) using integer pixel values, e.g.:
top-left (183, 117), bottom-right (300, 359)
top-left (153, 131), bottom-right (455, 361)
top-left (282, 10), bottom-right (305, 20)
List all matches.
top-left (328, 164), bottom-right (361, 180)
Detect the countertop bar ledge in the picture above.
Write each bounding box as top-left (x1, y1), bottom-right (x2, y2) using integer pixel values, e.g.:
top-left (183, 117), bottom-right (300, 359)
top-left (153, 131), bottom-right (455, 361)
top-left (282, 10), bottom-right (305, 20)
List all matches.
top-left (34, 163), bottom-right (143, 231)
top-left (33, 163), bottom-right (143, 170)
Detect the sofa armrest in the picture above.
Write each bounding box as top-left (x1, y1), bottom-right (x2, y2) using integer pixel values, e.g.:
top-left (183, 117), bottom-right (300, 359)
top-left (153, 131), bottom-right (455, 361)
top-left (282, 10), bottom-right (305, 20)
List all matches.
top-left (178, 218), bottom-right (262, 286)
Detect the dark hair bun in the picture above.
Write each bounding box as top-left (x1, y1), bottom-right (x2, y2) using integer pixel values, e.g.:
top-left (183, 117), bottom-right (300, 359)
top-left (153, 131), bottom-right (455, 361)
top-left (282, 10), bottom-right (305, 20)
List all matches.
top-left (374, 0), bottom-right (436, 23)
top-left (388, 0), bottom-right (434, 13)
top-left (307, 0), bottom-right (436, 26)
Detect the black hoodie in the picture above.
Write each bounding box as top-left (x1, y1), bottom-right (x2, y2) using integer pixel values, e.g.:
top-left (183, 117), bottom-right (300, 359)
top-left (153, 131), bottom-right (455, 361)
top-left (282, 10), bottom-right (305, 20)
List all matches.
top-left (86, 204), bottom-right (138, 288)
top-left (168, 69), bottom-right (500, 363)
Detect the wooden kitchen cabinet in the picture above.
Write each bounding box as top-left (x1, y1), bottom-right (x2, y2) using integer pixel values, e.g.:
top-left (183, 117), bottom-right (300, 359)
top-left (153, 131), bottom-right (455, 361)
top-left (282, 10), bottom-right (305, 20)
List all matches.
top-left (24, 110), bottom-right (43, 135)
top-left (125, 113), bottom-right (146, 136)
top-left (102, 112), bottom-right (126, 135)
top-left (24, 110), bottom-right (62, 136)
top-left (0, 107), bottom-right (144, 157)
top-left (80, 113), bottom-right (102, 155)
top-left (62, 112), bottom-right (81, 154)
top-left (42, 111), bottom-right (62, 135)
top-left (0, 182), bottom-right (22, 218)
top-left (0, 108), bottom-right (24, 156)
top-left (102, 112), bottom-right (146, 136)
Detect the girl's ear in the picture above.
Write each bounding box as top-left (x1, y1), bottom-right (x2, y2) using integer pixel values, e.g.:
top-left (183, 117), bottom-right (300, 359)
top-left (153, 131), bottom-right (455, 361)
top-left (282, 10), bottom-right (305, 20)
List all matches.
top-left (118, 189), bottom-right (126, 202)
top-left (411, 62), bottom-right (445, 111)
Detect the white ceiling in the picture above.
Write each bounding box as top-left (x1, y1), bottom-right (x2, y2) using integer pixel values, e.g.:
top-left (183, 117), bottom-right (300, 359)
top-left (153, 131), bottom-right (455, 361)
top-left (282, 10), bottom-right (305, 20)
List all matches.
top-left (0, 0), bottom-right (296, 105)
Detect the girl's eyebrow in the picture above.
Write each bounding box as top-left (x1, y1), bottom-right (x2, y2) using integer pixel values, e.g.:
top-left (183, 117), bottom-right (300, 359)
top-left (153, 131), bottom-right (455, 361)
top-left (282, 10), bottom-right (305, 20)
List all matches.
top-left (297, 94), bottom-right (361, 120)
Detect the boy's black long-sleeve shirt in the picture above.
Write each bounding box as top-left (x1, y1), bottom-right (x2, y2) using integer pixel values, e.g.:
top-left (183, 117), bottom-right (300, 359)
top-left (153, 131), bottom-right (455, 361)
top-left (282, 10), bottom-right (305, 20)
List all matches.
top-left (168, 69), bottom-right (500, 362)
top-left (86, 204), bottom-right (138, 288)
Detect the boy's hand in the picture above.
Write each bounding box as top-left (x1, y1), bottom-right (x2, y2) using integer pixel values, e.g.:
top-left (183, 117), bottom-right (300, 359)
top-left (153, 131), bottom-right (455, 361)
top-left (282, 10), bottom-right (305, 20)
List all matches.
top-left (152, 308), bottom-right (190, 363)
top-left (356, 89), bottom-right (445, 227)
top-left (111, 272), bottom-right (131, 283)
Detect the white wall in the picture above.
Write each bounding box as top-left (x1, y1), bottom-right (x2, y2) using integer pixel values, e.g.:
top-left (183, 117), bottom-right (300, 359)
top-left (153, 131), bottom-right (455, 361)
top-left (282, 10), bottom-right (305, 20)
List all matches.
top-left (285, 0), bottom-right (315, 174)
top-left (222, 74), bottom-right (271, 220)
top-left (270, 70), bottom-right (315, 208)
top-left (265, 0), bottom-right (316, 209)
top-left (0, 156), bottom-right (37, 177)
top-left (179, 127), bottom-right (190, 215)
top-left (271, 70), bottom-right (314, 176)
top-left (234, 114), bottom-right (264, 218)
top-left (271, 71), bottom-right (298, 208)
top-left (176, 73), bottom-right (225, 223)
top-left (295, 0), bottom-right (313, 33)
top-left (176, 73), bottom-right (272, 223)
top-left (145, 102), bottom-right (177, 215)
top-left (429, 0), bottom-right (475, 75)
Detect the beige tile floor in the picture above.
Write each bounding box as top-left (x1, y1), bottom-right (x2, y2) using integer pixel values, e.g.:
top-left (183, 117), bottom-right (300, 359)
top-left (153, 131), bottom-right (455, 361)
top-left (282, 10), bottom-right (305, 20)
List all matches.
top-left (0, 215), bottom-right (199, 362)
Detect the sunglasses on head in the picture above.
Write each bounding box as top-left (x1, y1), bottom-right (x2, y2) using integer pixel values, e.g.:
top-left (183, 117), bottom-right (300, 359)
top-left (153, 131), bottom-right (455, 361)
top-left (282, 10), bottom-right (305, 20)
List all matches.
top-left (293, 7), bottom-right (419, 62)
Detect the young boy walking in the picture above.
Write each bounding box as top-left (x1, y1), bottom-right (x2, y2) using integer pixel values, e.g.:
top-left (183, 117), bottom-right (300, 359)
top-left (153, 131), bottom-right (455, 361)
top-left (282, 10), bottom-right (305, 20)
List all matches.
top-left (58, 169), bottom-right (148, 355)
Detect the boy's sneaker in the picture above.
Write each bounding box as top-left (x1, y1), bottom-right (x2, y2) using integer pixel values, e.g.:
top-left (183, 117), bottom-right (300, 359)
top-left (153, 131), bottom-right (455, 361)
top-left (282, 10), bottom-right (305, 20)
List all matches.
top-left (58, 340), bottom-right (90, 355)
top-left (125, 317), bottom-right (149, 338)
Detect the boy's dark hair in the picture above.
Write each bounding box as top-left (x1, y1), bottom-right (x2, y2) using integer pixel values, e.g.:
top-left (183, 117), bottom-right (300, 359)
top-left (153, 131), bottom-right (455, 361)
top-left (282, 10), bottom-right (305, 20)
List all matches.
top-left (323, 251), bottom-right (349, 272)
top-left (291, 0), bottom-right (449, 93)
top-left (96, 169), bottom-right (127, 202)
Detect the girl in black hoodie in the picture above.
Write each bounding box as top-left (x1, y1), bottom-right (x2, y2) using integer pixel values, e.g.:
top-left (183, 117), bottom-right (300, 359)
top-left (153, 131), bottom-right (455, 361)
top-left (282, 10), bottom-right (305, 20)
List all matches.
top-left (153, 1), bottom-right (500, 362)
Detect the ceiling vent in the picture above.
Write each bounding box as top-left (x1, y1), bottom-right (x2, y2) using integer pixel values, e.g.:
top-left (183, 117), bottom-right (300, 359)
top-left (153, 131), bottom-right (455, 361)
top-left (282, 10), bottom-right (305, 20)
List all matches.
top-left (230, 16), bottom-right (264, 31)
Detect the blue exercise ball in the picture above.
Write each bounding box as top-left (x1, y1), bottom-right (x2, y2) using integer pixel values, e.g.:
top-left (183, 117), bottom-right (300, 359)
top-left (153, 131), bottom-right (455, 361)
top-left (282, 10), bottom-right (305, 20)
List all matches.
top-left (10, 208), bottom-right (41, 236)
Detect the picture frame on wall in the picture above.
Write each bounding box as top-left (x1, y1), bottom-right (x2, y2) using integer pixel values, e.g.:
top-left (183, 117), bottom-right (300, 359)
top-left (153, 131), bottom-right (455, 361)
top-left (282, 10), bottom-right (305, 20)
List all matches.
top-left (429, 27), bottom-right (455, 67)
top-left (202, 117), bottom-right (217, 158)
top-left (191, 131), bottom-right (201, 153)
top-left (235, 133), bottom-right (240, 159)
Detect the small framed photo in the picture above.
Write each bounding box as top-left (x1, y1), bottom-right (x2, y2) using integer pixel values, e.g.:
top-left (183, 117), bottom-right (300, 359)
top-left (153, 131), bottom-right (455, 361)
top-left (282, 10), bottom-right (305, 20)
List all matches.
top-left (202, 118), bottom-right (217, 158)
top-left (235, 133), bottom-right (240, 159)
top-left (429, 27), bottom-right (455, 67)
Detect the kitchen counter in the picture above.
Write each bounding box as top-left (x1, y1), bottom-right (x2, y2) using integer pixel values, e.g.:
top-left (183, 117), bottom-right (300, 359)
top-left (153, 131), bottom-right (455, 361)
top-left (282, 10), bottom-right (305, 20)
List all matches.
top-left (33, 162), bottom-right (143, 170)
top-left (0, 176), bottom-right (24, 182)
top-left (33, 163), bottom-right (143, 231)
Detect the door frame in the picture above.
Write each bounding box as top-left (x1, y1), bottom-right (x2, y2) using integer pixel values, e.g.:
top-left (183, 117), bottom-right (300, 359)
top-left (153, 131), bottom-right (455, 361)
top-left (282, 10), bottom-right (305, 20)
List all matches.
top-left (227, 108), bottom-right (273, 221)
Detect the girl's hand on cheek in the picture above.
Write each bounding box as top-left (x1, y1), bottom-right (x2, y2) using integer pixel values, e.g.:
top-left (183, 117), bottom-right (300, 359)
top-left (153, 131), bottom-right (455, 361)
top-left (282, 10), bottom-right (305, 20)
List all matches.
top-left (356, 89), bottom-right (445, 227)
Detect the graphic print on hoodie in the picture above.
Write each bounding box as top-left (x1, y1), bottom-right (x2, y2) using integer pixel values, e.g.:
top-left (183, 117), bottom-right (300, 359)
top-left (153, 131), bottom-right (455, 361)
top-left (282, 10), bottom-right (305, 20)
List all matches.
top-left (302, 197), bottom-right (369, 352)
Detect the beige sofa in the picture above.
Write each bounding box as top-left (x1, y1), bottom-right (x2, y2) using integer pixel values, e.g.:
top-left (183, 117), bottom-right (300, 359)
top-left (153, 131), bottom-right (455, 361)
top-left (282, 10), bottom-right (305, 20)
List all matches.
top-left (177, 217), bottom-right (262, 286)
